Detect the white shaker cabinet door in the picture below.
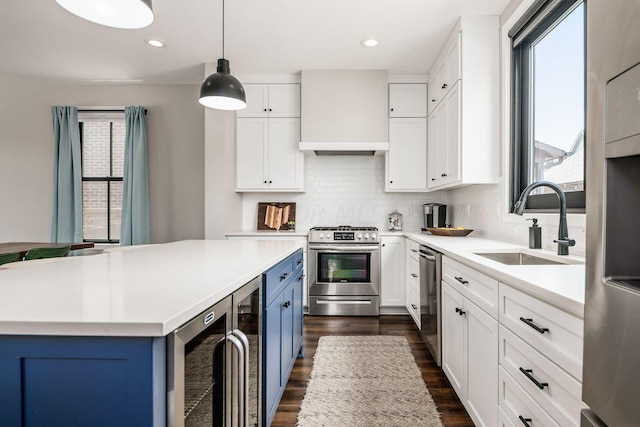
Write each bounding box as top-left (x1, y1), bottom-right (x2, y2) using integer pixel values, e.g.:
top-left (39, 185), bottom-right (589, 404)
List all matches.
top-left (267, 118), bottom-right (303, 190)
top-left (236, 118), bottom-right (268, 190)
top-left (442, 282), bottom-right (466, 399)
top-left (387, 118), bottom-right (427, 191)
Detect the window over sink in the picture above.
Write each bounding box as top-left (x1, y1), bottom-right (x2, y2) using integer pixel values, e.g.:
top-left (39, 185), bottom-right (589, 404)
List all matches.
top-left (510, 0), bottom-right (585, 211)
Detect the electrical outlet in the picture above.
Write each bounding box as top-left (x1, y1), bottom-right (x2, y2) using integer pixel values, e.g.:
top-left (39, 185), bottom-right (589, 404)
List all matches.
top-left (407, 206), bottom-right (414, 215)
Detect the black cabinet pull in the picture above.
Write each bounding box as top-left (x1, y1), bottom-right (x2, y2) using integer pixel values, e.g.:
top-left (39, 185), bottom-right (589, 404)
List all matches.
top-left (431, 178), bottom-right (436, 181)
top-left (263, 108), bottom-right (267, 112)
top-left (518, 416), bottom-right (532, 426)
top-left (411, 273), bottom-right (418, 278)
top-left (441, 173), bottom-right (448, 177)
top-left (269, 180), bottom-right (272, 184)
top-left (520, 317), bottom-right (549, 334)
top-left (455, 276), bottom-right (469, 284)
top-left (431, 99), bottom-right (437, 102)
top-left (519, 367), bottom-right (549, 389)
top-left (455, 307), bottom-right (466, 316)
top-left (297, 259), bottom-right (303, 265)
top-left (269, 108), bottom-right (272, 111)
top-left (264, 180), bottom-right (267, 184)
top-left (411, 304), bottom-right (417, 310)
top-left (280, 272), bottom-right (290, 281)
top-left (390, 108), bottom-right (394, 111)
top-left (282, 300), bottom-right (291, 308)
top-left (442, 83), bottom-right (448, 89)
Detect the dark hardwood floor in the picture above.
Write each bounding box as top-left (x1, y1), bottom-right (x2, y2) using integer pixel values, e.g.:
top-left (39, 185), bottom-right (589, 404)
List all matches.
top-left (271, 315), bottom-right (474, 426)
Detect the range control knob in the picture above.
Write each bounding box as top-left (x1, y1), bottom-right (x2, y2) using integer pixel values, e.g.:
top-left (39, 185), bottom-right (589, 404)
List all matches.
top-left (327, 233), bottom-right (333, 239)
top-left (371, 233), bottom-right (377, 239)
top-left (319, 233), bottom-right (324, 239)
top-left (357, 233), bottom-right (363, 239)
top-left (364, 233), bottom-right (370, 240)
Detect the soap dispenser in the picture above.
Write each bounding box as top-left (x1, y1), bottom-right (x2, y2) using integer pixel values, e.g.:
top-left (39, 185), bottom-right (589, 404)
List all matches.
top-left (527, 218), bottom-right (542, 249)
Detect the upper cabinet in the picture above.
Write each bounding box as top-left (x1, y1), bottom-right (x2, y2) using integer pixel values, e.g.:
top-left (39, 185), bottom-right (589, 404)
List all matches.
top-left (389, 83), bottom-right (428, 117)
top-left (386, 83), bottom-right (428, 192)
top-left (427, 16), bottom-right (499, 191)
top-left (236, 83), bottom-right (304, 192)
top-left (237, 84), bottom-right (301, 118)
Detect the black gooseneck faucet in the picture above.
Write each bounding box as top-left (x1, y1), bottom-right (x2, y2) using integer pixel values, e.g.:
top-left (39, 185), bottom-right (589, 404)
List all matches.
top-left (513, 181), bottom-right (576, 255)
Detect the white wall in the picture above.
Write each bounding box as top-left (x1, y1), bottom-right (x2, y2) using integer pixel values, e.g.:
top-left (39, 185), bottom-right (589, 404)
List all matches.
top-left (0, 84), bottom-right (205, 244)
top-left (241, 155), bottom-right (449, 232)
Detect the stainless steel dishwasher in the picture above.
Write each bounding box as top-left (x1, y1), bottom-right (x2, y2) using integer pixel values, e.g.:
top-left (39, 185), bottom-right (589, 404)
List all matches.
top-left (419, 245), bottom-right (442, 366)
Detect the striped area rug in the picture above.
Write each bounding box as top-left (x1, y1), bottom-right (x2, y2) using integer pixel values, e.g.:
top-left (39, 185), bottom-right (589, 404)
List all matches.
top-left (297, 335), bottom-right (444, 427)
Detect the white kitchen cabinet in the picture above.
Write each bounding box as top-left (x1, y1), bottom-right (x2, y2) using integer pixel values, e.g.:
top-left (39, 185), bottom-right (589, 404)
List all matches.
top-left (498, 283), bottom-right (585, 426)
top-left (386, 118), bottom-right (427, 191)
top-left (380, 236), bottom-right (405, 308)
top-left (389, 83), bottom-right (427, 117)
top-left (236, 117), bottom-right (304, 191)
top-left (386, 83), bottom-right (428, 192)
top-left (442, 281), bottom-right (498, 427)
top-left (237, 84), bottom-right (300, 118)
top-left (426, 16), bottom-right (499, 191)
top-left (404, 239), bottom-right (421, 327)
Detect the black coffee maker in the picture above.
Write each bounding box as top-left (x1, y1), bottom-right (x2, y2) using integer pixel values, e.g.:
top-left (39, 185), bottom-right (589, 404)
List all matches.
top-left (423, 203), bottom-right (447, 229)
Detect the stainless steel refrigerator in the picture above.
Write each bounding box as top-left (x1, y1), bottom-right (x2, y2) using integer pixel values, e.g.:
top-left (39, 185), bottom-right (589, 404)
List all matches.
top-left (582, 1), bottom-right (640, 425)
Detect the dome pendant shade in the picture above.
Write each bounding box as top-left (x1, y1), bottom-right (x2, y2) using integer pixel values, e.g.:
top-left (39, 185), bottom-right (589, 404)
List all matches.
top-left (199, 59), bottom-right (247, 111)
top-left (55, 0), bottom-right (154, 29)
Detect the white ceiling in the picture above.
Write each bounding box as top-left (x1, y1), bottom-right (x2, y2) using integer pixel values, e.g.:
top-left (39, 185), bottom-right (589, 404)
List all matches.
top-left (0, 0), bottom-right (510, 84)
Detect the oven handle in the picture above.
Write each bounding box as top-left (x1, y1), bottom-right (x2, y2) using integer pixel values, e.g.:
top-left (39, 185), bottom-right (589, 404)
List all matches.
top-left (309, 245), bottom-right (380, 252)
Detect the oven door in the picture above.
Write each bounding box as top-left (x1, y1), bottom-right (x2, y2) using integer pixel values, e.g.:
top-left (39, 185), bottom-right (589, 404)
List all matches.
top-left (308, 244), bottom-right (380, 297)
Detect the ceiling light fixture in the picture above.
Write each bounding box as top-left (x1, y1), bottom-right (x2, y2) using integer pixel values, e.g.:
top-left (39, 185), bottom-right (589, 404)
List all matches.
top-left (55, 0), bottom-right (154, 29)
top-left (145, 38), bottom-right (165, 48)
top-left (361, 38), bottom-right (379, 48)
top-left (198, 0), bottom-right (246, 110)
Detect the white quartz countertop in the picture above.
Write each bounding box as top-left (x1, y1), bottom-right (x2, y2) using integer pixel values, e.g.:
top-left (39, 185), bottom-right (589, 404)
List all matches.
top-left (404, 233), bottom-right (586, 318)
top-left (0, 240), bottom-right (303, 337)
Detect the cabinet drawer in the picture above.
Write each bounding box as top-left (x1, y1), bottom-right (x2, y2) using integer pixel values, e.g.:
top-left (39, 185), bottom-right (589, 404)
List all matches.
top-left (499, 367), bottom-right (559, 427)
top-left (443, 256), bottom-right (499, 318)
top-left (406, 257), bottom-right (419, 293)
top-left (406, 239), bottom-right (419, 261)
top-left (406, 285), bottom-right (421, 329)
top-left (264, 250), bottom-right (302, 305)
top-left (499, 284), bottom-right (583, 381)
top-left (499, 326), bottom-right (584, 426)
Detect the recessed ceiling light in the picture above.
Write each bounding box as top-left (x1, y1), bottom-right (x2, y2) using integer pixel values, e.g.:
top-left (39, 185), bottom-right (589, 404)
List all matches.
top-left (361, 38), bottom-right (379, 48)
top-left (145, 38), bottom-right (166, 48)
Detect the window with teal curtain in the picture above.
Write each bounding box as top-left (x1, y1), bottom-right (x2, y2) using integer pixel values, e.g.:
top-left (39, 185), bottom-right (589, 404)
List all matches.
top-left (120, 106), bottom-right (150, 245)
top-left (50, 106), bottom-right (83, 243)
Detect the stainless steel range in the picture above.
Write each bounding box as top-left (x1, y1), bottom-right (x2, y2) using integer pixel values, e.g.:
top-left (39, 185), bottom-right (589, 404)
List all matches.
top-left (308, 226), bottom-right (380, 316)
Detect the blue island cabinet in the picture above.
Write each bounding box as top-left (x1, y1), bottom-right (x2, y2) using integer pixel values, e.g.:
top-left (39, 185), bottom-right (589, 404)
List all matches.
top-left (263, 249), bottom-right (304, 427)
top-left (0, 335), bottom-right (166, 427)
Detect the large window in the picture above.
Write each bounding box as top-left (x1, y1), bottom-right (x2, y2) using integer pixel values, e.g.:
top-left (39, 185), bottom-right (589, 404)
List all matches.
top-left (511, 0), bottom-right (585, 211)
top-left (78, 111), bottom-right (125, 243)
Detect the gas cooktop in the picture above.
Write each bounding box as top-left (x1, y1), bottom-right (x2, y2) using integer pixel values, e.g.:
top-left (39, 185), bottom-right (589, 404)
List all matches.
top-left (309, 226), bottom-right (379, 243)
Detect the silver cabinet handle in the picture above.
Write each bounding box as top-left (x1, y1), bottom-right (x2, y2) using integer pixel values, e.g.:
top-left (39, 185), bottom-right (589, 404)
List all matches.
top-left (227, 334), bottom-right (245, 427)
top-left (233, 329), bottom-right (250, 427)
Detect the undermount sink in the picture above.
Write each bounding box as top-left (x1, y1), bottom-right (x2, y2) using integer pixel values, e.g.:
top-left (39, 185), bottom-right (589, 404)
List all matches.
top-left (474, 251), bottom-right (582, 266)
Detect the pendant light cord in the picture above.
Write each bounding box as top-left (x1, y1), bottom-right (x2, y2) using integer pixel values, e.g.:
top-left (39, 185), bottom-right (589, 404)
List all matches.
top-left (222, 0), bottom-right (225, 58)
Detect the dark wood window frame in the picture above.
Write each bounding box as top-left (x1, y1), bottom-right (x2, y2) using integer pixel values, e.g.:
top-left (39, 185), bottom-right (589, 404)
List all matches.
top-left (79, 113), bottom-right (124, 244)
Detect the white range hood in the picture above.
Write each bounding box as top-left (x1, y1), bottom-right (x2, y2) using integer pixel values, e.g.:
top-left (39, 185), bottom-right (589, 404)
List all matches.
top-left (299, 70), bottom-right (389, 156)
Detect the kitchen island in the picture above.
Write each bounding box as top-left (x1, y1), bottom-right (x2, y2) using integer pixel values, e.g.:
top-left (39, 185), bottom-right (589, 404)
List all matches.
top-left (0, 239), bottom-right (303, 427)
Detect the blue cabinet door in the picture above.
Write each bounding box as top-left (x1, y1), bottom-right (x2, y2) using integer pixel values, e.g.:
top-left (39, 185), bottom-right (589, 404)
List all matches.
top-left (280, 282), bottom-right (295, 385)
top-left (0, 336), bottom-right (163, 427)
top-left (263, 292), bottom-right (283, 425)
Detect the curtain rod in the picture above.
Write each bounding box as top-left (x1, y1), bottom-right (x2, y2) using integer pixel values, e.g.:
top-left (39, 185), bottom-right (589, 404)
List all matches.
top-left (77, 107), bottom-right (147, 115)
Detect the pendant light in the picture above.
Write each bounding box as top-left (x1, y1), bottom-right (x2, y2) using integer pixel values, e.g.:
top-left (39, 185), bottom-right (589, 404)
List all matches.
top-left (55, 0), bottom-right (154, 29)
top-left (199, 0), bottom-right (246, 110)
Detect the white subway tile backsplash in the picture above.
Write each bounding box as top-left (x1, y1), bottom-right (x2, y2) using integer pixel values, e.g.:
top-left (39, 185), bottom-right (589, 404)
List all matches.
top-left (242, 156), bottom-right (448, 232)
